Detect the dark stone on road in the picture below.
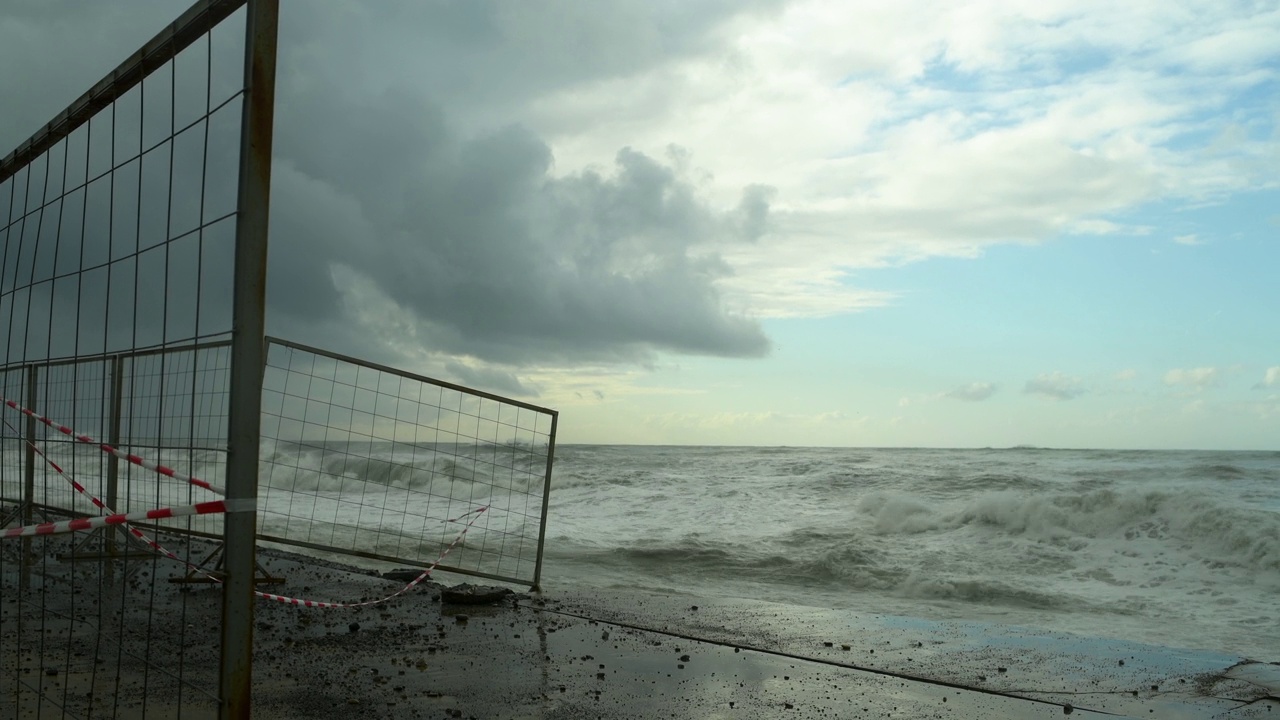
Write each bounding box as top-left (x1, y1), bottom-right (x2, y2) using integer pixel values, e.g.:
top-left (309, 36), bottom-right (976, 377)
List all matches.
top-left (441, 583), bottom-right (515, 605)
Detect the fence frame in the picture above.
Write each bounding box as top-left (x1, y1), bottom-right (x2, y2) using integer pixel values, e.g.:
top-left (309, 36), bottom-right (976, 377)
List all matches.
top-left (221, 1), bottom-right (277, 714)
top-left (0, 339), bottom-right (234, 550)
top-left (2, 334), bottom-right (561, 588)
top-left (0, 0), bottom-right (273, 716)
top-left (261, 335), bottom-right (560, 590)
top-left (2, 0), bottom-right (559, 715)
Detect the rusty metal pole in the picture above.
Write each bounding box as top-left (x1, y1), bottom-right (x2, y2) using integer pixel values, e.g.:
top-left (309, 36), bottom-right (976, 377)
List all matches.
top-left (219, 0), bottom-right (277, 717)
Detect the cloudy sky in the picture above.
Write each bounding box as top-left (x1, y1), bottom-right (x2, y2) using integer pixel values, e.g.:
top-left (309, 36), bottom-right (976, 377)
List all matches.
top-left (2, 0), bottom-right (1277, 449)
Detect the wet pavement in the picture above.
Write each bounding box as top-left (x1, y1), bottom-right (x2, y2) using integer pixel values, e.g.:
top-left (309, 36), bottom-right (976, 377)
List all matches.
top-left (247, 552), bottom-right (1278, 719)
top-left (6, 542), bottom-right (1277, 718)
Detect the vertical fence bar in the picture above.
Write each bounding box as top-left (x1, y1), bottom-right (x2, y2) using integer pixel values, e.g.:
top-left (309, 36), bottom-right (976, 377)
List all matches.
top-left (219, 0), bottom-right (277, 716)
top-left (22, 365), bottom-right (36, 523)
top-left (20, 364), bottom-right (37, 588)
top-left (531, 412), bottom-right (559, 592)
top-left (106, 354), bottom-right (125, 556)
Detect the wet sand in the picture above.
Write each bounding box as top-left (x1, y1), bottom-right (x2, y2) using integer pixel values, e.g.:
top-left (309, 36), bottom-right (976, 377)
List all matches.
top-left (4, 539), bottom-right (1278, 718)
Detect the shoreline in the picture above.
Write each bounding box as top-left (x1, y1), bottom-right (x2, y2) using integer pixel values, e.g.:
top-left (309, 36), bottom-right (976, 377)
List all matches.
top-left (4, 540), bottom-right (1277, 718)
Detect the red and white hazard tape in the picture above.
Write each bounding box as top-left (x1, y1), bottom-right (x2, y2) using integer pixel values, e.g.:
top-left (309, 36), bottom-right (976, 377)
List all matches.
top-left (1, 401), bottom-right (497, 610)
top-left (2, 499), bottom-right (254, 538)
top-left (253, 505), bottom-right (489, 609)
top-left (0, 414), bottom-right (233, 565)
top-left (2, 398), bottom-right (225, 496)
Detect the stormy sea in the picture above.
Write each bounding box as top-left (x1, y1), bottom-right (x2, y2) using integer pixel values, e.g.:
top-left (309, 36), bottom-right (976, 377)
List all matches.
top-left (11, 439), bottom-right (1277, 661)
top-left (540, 445), bottom-right (1279, 660)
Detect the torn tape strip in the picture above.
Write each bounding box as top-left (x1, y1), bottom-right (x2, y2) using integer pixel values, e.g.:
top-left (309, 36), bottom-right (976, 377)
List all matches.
top-left (2, 498), bottom-right (254, 539)
top-left (254, 505), bottom-right (489, 609)
top-left (2, 398), bottom-right (225, 496)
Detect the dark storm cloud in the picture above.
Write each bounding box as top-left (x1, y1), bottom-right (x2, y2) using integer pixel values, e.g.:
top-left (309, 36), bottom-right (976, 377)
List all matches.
top-left (260, 1), bottom-right (785, 367)
top-left (268, 93), bottom-right (772, 364)
top-left (2, 0), bottom-right (780, 370)
top-left (443, 361), bottom-right (534, 398)
top-left (0, 0), bottom-right (180, 149)
top-left (278, 0), bottom-right (784, 121)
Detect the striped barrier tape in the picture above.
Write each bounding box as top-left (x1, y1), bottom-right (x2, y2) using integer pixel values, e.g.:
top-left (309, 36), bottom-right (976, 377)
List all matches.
top-left (253, 505), bottom-right (489, 609)
top-left (1, 415), bottom-right (113, 514)
top-left (1, 405), bottom-right (494, 609)
top-left (0, 414), bottom-right (237, 564)
top-left (2, 398), bottom-right (225, 496)
top-left (2, 499), bottom-right (254, 538)
top-left (2, 451), bottom-right (489, 609)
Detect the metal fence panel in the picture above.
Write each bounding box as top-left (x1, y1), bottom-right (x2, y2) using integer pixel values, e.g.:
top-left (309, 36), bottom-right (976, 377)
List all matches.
top-left (2, 1), bottom-right (556, 716)
top-left (258, 338), bottom-right (558, 588)
top-left (0, 1), bottom-right (255, 716)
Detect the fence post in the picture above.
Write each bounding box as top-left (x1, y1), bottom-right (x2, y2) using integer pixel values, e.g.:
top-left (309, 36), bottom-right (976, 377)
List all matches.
top-left (20, 364), bottom-right (37, 588)
top-left (219, 0), bottom-right (278, 717)
top-left (106, 354), bottom-right (124, 556)
top-left (531, 412), bottom-right (559, 592)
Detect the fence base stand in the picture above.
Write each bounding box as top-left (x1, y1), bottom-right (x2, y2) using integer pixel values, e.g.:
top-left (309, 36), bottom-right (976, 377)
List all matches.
top-left (169, 542), bottom-right (284, 585)
top-left (58, 525), bottom-right (139, 562)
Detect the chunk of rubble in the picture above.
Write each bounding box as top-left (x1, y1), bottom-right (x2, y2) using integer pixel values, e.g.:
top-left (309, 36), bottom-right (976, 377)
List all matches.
top-left (441, 583), bottom-right (515, 606)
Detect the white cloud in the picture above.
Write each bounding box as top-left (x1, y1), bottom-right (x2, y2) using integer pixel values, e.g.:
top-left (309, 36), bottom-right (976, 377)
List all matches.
top-left (1260, 366), bottom-right (1280, 388)
top-left (1163, 367), bottom-right (1218, 387)
top-left (1115, 369), bottom-right (1138, 381)
top-left (1173, 234), bottom-right (1202, 245)
top-left (1024, 372), bottom-right (1086, 400)
top-left (533, 0), bottom-right (1280, 318)
top-left (945, 382), bottom-right (997, 402)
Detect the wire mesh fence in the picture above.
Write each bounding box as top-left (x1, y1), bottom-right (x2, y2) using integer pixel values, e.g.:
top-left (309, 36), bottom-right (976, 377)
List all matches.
top-left (1, 0), bottom-right (559, 716)
top-left (0, 0), bottom-right (259, 716)
top-left (259, 338), bottom-right (558, 588)
top-left (0, 350), bottom-right (232, 719)
top-left (0, 347), bottom-right (230, 514)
